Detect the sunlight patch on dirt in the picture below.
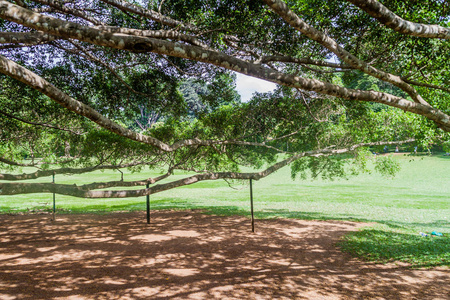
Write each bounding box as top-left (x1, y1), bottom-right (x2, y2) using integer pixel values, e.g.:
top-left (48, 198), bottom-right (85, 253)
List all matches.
top-left (0, 211), bottom-right (448, 299)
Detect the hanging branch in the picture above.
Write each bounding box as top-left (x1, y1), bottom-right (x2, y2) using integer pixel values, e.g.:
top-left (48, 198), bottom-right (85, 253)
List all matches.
top-left (0, 139), bottom-right (415, 198)
top-left (0, 161), bottom-right (157, 181)
top-left (0, 109), bottom-right (84, 135)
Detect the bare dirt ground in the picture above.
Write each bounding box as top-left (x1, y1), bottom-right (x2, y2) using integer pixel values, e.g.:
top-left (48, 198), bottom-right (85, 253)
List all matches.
top-left (0, 210), bottom-right (448, 300)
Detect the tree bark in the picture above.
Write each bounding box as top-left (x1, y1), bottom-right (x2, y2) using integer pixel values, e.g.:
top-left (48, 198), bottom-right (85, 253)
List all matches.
top-left (262, 0), bottom-right (428, 106)
top-left (0, 1), bottom-right (449, 132)
top-left (0, 162), bottom-right (153, 181)
top-left (0, 31), bottom-right (58, 45)
top-left (347, 0), bottom-right (450, 39)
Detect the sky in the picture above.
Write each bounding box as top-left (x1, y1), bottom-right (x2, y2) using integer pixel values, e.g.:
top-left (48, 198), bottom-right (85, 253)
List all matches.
top-left (235, 73), bottom-right (277, 102)
top-left (235, 55), bottom-right (341, 102)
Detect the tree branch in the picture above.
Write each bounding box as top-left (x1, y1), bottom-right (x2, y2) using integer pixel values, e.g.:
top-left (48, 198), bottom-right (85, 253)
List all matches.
top-left (0, 31), bottom-right (59, 45)
top-left (0, 161), bottom-right (157, 181)
top-left (54, 40), bottom-right (154, 97)
top-left (80, 172), bottom-right (170, 190)
top-left (262, 0), bottom-right (429, 106)
top-left (401, 77), bottom-right (450, 94)
top-left (92, 25), bottom-right (211, 49)
top-left (0, 139), bottom-right (415, 198)
top-left (258, 55), bottom-right (353, 69)
top-left (0, 109), bottom-right (83, 135)
top-left (0, 1), bottom-right (449, 132)
top-left (347, 0), bottom-right (450, 39)
top-left (32, 0), bottom-right (105, 26)
top-left (0, 156), bottom-right (37, 167)
top-left (99, 0), bottom-right (197, 31)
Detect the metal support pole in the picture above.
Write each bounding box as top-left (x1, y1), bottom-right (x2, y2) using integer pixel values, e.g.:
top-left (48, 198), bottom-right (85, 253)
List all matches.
top-left (52, 173), bottom-right (56, 221)
top-left (250, 178), bottom-right (254, 232)
top-left (146, 183), bottom-right (150, 224)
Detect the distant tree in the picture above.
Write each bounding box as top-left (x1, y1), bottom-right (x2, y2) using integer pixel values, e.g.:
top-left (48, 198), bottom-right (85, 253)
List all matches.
top-left (179, 72), bottom-right (240, 117)
top-left (179, 79), bottom-right (208, 116)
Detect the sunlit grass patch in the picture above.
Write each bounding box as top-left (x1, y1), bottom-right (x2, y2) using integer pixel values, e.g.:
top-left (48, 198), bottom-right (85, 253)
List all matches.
top-left (338, 224), bottom-right (449, 268)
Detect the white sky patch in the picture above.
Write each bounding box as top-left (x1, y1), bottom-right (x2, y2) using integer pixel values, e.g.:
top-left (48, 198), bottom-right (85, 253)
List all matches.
top-left (235, 73), bottom-right (277, 102)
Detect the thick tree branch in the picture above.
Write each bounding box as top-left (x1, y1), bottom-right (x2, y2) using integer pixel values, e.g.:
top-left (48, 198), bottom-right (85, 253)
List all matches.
top-left (0, 155), bottom-right (80, 168)
top-left (301, 64), bottom-right (350, 75)
top-left (80, 172), bottom-right (171, 190)
top-left (0, 15), bottom-right (206, 48)
top-left (0, 1), bottom-right (449, 132)
top-left (32, 0), bottom-right (104, 26)
top-left (0, 44), bottom-right (42, 49)
top-left (0, 54), bottom-right (174, 151)
top-left (99, 0), bottom-right (196, 31)
top-left (0, 139), bottom-right (415, 198)
top-left (347, 0), bottom-right (450, 39)
top-left (93, 26), bottom-right (210, 49)
top-left (100, 0), bottom-right (239, 43)
top-left (0, 162), bottom-right (157, 181)
top-left (262, 0), bottom-right (429, 106)
top-left (0, 156), bottom-right (36, 167)
top-left (0, 31), bottom-right (58, 45)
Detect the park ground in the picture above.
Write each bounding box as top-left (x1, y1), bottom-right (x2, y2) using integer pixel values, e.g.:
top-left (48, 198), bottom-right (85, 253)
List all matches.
top-left (0, 154), bottom-right (449, 298)
top-left (0, 210), bottom-right (449, 300)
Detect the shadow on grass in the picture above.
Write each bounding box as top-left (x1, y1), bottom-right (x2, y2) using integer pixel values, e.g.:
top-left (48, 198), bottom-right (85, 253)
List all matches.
top-left (338, 229), bottom-right (450, 268)
top-left (10, 202), bottom-right (449, 232)
top-left (201, 206), bottom-right (449, 230)
top-left (46, 200), bottom-right (194, 214)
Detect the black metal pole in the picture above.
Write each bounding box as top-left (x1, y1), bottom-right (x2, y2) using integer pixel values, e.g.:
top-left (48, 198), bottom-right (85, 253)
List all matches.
top-left (250, 178), bottom-right (254, 232)
top-left (146, 183), bottom-right (150, 224)
top-left (52, 173), bottom-right (56, 221)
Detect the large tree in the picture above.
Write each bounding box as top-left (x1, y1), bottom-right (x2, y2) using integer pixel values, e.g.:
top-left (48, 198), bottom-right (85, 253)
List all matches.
top-left (0, 0), bottom-right (449, 198)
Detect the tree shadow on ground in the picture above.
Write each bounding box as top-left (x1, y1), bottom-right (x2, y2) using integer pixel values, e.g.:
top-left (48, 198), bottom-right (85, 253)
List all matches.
top-left (203, 206), bottom-right (449, 268)
top-left (0, 211), bottom-right (448, 299)
top-left (200, 205), bottom-right (449, 230)
top-left (339, 229), bottom-right (449, 268)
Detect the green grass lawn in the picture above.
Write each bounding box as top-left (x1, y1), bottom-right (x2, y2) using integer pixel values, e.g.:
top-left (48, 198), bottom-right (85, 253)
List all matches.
top-left (1, 153), bottom-right (449, 267)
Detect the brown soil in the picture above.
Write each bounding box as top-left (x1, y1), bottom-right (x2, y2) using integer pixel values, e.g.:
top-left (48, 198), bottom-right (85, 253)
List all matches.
top-left (0, 211), bottom-right (448, 299)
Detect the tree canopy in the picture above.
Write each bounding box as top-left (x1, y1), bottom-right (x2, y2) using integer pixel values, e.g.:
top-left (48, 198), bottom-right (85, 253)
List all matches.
top-left (0, 0), bottom-right (449, 198)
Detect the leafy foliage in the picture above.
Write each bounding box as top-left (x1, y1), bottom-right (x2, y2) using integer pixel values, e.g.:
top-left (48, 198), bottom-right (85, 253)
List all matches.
top-left (0, 0), bottom-right (449, 189)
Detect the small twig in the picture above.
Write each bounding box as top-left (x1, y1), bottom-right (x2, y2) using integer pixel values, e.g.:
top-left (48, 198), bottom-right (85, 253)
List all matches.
top-left (297, 89), bottom-right (328, 123)
top-left (223, 178), bottom-right (249, 190)
top-left (158, 0), bottom-right (166, 14)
